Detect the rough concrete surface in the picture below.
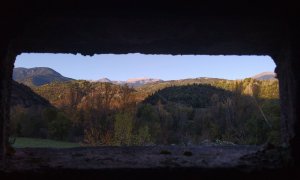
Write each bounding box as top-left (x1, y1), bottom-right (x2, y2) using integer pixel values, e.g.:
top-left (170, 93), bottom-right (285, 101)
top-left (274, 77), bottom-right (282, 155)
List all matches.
top-left (0, 145), bottom-right (293, 179)
top-left (4, 145), bottom-right (283, 171)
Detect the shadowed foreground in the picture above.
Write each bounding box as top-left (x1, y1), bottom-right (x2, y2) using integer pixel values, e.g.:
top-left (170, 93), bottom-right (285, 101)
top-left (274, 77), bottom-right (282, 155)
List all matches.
top-left (1, 145), bottom-right (295, 179)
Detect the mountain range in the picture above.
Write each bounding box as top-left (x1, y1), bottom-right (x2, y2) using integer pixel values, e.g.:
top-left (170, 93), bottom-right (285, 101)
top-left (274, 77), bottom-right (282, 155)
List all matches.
top-left (13, 67), bottom-right (276, 87)
top-left (13, 67), bottom-right (74, 87)
top-left (251, 72), bottom-right (276, 80)
top-left (96, 77), bottom-right (163, 87)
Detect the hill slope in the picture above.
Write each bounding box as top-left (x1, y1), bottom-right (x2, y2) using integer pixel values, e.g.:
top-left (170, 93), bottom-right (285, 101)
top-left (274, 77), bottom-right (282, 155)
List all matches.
top-left (136, 77), bottom-right (225, 96)
top-left (143, 84), bottom-right (232, 108)
top-left (11, 81), bottom-right (53, 108)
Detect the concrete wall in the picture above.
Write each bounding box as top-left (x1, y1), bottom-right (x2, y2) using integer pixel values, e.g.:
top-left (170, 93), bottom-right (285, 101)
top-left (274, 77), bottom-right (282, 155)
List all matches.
top-left (0, 0), bottom-right (299, 167)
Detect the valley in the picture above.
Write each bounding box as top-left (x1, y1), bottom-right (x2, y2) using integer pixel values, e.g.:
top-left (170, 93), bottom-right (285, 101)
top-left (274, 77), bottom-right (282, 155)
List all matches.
top-left (10, 67), bottom-right (280, 147)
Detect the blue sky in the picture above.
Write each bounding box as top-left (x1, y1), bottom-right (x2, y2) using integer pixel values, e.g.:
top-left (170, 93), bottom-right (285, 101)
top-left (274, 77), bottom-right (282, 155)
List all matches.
top-left (15, 53), bottom-right (276, 81)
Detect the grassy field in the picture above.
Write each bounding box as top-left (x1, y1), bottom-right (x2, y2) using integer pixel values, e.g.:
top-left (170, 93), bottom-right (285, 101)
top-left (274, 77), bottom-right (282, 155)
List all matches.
top-left (10, 137), bottom-right (81, 148)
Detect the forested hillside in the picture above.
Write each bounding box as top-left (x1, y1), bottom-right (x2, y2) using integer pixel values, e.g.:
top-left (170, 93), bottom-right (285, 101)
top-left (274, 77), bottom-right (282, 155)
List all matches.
top-left (10, 77), bottom-right (280, 146)
top-left (140, 79), bottom-right (280, 145)
top-left (10, 81), bottom-right (66, 140)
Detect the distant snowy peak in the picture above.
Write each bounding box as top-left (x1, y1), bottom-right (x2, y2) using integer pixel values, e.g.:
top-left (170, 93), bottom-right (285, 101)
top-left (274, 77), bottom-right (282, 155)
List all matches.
top-left (252, 72), bottom-right (276, 80)
top-left (97, 78), bottom-right (111, 83)
top-left (126, 78), bottom-right (162, 84)
top-left (96, 77), bottom-right (163, 87)
top-left (124, 78), bottom-right (163, 87)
